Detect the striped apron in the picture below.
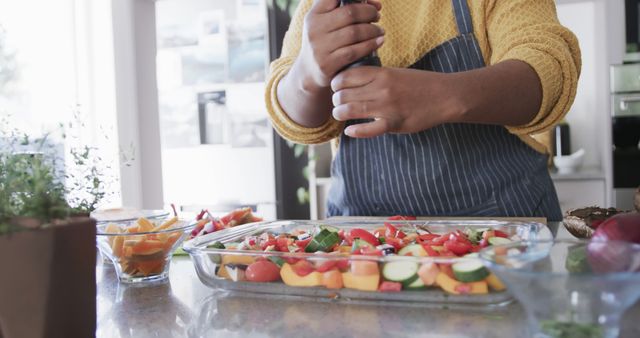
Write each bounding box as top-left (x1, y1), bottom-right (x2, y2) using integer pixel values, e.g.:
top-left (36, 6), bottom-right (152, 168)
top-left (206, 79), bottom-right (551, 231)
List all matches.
top-left (327, 0), bottom-right (563, 221)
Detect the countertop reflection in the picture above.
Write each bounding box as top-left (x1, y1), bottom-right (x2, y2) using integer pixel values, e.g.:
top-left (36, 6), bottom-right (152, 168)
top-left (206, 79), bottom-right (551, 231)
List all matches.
top-left (97, 226), bottom-right (640, 338)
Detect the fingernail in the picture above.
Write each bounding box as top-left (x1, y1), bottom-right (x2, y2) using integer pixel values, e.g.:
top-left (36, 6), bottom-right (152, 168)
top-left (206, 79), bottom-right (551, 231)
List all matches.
top-left (345, 126), bottom-right (356, 137)
top-left (379, 26), bottom-right (385, 35)
top-left (376, 36), bottom-right (385, 46)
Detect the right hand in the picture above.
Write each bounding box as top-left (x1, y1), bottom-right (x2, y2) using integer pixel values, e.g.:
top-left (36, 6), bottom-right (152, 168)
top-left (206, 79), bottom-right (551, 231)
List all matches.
top-left (298, 0), bottom-right (385, 91)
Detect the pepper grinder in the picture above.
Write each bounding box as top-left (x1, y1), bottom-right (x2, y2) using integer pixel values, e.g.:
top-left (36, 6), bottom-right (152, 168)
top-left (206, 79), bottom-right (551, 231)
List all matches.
top-left (340, 0), bottom-right (382, 69)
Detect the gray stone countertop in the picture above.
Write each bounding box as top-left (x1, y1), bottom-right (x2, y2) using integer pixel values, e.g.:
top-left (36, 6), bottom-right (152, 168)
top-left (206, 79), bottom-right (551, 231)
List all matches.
top-left (96, 224), bottom-right (640, 338)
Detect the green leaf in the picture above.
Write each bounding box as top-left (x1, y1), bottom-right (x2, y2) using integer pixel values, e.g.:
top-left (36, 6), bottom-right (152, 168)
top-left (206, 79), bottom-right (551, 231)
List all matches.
top-left (296, 187), bottom-right (309, 205)
top-left (293, 144), bottom-right (306, 158)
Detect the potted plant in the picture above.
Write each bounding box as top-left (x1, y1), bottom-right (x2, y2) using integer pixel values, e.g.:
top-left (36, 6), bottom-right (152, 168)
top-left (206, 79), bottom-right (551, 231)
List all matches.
top-left (0, 121), bottom-right (107, 338)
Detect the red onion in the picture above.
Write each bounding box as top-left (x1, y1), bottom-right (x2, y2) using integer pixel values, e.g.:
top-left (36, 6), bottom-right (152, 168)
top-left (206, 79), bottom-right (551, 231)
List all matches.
top-left (588, 212), bottom-right (640, 273)
top-left (591, 212), bottom-right (640, 244)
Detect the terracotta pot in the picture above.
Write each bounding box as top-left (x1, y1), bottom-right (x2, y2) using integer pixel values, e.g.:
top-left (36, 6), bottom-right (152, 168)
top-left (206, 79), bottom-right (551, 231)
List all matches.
top-left (0, 217), bottom-right (96, 338)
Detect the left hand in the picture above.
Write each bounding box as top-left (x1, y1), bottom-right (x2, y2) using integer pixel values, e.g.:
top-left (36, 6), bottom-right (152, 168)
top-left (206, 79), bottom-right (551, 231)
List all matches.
top-left (331, 66), bottom-right (463, 138)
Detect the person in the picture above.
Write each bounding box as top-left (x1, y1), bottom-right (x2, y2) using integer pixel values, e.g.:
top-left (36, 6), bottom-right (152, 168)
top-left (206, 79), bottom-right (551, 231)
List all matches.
top-left (265, 0), bottom-right (581, 221)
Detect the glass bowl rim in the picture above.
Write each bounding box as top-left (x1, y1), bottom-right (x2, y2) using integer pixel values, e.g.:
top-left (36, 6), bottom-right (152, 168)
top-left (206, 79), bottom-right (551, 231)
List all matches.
top-left (479, 238), bottom-right (640, 279)
top-left (96, 218), bottom-right (195, 236)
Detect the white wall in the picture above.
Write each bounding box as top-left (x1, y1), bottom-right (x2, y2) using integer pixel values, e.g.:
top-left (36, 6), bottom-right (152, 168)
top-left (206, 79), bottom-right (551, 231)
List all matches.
top-left (556, 0), bottom-right (626, 206)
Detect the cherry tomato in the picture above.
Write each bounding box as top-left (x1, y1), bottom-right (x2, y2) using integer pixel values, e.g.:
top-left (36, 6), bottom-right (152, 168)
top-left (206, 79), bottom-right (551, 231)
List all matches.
top-left (444, 240), bottom-right (472, 256)
top-left (349, 228), bottom-right (380, 247)
top-left (276, 237), bottom-right (290, 252)
top-left (379, 281), bottom-right (402, 292)
top-left (384, 222), bottom-right (406, 239)
top-left (246, 260), bottom-right (280, 282)
top-left (291, 260), bottom-right (315, 276)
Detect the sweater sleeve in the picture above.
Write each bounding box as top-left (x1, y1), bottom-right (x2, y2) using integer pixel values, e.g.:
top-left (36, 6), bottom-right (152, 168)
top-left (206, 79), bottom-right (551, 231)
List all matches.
top-left (264, 0), bottom-right (344, 145)
top-left (485, 0), bottom-right (581, 135)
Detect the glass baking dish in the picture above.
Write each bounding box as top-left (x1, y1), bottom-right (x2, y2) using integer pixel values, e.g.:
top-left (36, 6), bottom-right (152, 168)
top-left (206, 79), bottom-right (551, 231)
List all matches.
top-left (183, 220), bottom-right (552, 306)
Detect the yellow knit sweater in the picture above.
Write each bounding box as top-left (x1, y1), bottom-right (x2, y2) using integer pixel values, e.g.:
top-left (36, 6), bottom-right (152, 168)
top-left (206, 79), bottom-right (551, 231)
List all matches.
top-left (265, 0), bottom-right (581, 153)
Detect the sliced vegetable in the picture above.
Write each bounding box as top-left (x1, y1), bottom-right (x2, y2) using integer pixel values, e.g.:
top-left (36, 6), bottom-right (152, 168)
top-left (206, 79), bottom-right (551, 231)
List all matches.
top-left (280, 263), bottom-right (322, 287)
top-left (485, 273), bottom-right (506, 291)
top-left (351, 260), bottom-right (380, 276)
top-left (268, 256), bottom-right (285, 268)
top-left (405, 275), bottom-right (426, 290)
top-left (342, 272), bottom-right (380, 291)
top-left (417, 262), bottom-right (440, 286)
top-left (305, 229), bottom-right (340, 253)
top-left (246, 260), bottom-right (280, 282)
top-left (452, 260), bottom-right (490, 282)
top-left (488, 237), bottom-right (512, 246)
top-left (322, 269), bottom-right (343, 289)
top-left (382, 261), bottom-right (419, 283)
top-left (379, 281), bottom-right (403, 292)
top-left (225, 264), bottom-right (248, 282)
top-left (290, 260), bottom-right (315, 277)
top-left (397, 244), bottom-right (427, 257)
top-left (349, 228), bottom-right (380, 247)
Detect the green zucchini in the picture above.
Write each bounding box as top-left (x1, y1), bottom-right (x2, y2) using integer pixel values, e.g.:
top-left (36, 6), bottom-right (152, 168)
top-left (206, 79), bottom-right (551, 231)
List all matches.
top-left (319, 225), bottom-right (339, 233)
top-left (382, 261), bottom-right (419, 283)
top-left (404, 275), bottom-right (426, 290)
top-left (268, 256), bottom-right (285, 268)
top-left (488, 237), bottom-right (512, 246)
top-left (305, 229), bottom-right (340, 252)
top-left (397, 244), bottom-right (426, 257)
top-left (351, 238), bottom-right (375, 253)
top-left (452, 260), bottom-right (489, 282)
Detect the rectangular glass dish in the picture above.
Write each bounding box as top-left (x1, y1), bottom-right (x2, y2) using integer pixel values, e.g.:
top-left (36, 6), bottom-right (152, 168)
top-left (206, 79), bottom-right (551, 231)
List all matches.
top-left (183, 219), bottom-right (552, 306)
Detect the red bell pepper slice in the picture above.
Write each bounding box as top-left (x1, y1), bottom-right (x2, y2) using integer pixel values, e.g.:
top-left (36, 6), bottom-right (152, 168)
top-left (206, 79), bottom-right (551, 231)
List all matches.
top-left (384, 222), bottom-right (406, 239)
top-left (315, 260), bottom-right (337, 273)
top-left (444, 240), bottom-right (472, 256)
top-left (418, 233), bottom-right (439, 242)
top-left (494, 230), bottom-right (509, 238)
top-left (387, 215), bottom-right (416, 221)
top-left (349, 228), bottom-right (380, 247)
top-left (291, 260), bottom-right (315, 277)
top-left (295, 237), bottom-right (312, 250)
top-left (379, 281), bottom-right (403, 292)
top-left (384, 236), bottom-right (404, 251)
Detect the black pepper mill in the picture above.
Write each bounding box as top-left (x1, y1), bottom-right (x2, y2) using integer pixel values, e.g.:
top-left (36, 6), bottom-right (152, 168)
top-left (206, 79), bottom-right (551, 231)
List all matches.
top-left (340, 0), bottom-right (382, 69)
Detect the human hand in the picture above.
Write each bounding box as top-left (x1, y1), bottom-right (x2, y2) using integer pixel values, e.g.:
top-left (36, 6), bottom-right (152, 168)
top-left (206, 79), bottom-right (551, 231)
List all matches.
top-left (298, 0), bottom-right (385, 91)
top-left (330, 66), bottom-right (464, 138)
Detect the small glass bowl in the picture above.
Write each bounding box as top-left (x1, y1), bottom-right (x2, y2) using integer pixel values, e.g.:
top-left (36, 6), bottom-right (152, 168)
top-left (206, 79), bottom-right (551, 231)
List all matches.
top-left (97, 219), bottom-right (194, 283)
top-left (479, 239), bottom-right (640, 338)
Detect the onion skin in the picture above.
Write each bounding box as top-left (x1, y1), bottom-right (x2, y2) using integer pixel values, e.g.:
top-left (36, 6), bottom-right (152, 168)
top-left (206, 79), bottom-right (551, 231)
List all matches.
top-left (591, 213), bottom-right (640, 244)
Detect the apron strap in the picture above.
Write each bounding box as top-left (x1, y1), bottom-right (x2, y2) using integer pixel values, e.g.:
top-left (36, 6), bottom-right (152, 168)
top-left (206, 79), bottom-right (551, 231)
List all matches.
top-left (451, 0), bottom-right (474, 35)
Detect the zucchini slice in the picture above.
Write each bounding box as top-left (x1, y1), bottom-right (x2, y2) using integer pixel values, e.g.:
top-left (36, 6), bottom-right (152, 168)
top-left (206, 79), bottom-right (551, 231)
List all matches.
top-left (382, 261), bottom-right (419, 283)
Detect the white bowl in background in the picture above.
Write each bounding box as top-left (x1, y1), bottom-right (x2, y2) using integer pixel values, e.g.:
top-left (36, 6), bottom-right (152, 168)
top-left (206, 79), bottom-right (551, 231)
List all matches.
top-left (553, 149), bottom-right (585, 174)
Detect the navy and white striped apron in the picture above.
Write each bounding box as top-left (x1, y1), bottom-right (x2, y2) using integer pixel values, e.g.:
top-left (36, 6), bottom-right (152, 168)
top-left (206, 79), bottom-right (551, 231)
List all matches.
top-left (327, 0), bottom-right (563, 221)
